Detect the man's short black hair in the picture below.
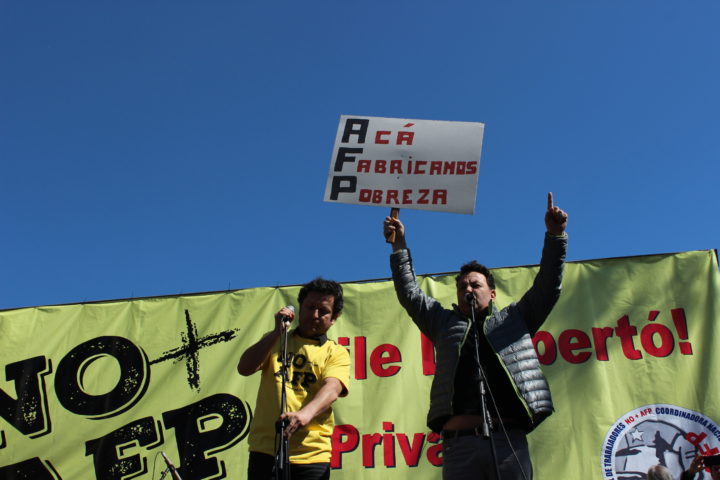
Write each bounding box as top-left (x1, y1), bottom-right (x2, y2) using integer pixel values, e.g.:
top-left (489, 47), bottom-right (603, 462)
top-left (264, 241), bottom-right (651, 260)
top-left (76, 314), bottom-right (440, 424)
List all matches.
top-left (297, 277), bottom-right (344, 315)
top-left (455, 261), bottom-right (495, 290)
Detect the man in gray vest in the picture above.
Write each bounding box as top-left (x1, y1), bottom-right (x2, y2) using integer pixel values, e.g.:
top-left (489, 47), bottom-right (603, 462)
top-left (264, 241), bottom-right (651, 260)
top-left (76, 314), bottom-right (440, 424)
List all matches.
top-left (383, 193), bottom-right (568, 480)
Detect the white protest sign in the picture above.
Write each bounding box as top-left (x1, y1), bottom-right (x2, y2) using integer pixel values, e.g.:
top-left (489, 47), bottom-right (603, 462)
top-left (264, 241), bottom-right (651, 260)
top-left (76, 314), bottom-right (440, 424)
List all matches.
top-left (324, 115), bottom-right (484, 214)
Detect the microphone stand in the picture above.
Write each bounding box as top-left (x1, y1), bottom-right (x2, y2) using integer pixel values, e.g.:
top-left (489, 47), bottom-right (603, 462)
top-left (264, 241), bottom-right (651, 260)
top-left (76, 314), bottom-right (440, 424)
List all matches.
top-left (274, 321), bottom-right (291, 480)
top-left (159, 452), bottom-right (182, 480)
top-left (468, 296), bottom-right (502, 480)
top-left (159, 467), bottom-right (179, 480)
top-left (160, 452), bottom-right (182, 480)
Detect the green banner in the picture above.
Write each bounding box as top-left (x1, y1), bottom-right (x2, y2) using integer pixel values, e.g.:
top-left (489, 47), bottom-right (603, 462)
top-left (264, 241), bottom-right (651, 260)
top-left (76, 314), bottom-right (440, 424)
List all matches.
top-left (1, 249), bottom-right (718, 479)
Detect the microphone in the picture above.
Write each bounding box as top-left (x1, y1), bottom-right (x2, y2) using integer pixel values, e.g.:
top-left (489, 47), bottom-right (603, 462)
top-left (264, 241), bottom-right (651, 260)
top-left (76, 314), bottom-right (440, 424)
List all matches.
top-left (280, 305), bottom-right (295, 325)
top-left (464, 292), bottom-right (476, 305)
top-left (161, 451), bottom-right (182, 480)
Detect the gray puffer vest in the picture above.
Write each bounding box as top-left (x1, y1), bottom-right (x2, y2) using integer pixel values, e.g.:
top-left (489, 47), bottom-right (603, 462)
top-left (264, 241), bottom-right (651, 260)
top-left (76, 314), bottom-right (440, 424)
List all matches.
top-left (390, 233), bottom-right (567, 433)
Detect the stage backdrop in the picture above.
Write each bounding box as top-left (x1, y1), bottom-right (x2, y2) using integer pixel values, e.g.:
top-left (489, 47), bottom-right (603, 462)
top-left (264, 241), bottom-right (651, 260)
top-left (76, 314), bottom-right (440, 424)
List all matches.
top-left (1, 249), bottom-right (718, 480)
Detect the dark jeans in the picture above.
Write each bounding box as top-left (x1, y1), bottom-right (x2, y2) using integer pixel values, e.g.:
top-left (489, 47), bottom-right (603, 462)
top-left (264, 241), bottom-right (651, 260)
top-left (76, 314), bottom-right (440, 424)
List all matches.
top-left (248, 452), bottom-right (330, 480)
top-left (441, 428), bottom-right (533, 480)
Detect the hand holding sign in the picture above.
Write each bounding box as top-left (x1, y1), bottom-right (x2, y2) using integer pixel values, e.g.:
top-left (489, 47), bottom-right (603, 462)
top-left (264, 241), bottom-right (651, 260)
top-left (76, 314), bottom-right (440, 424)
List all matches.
top-left (383, 211), bottom-right (406, 250)
top-left (545, 192), bottom-right (568, 236)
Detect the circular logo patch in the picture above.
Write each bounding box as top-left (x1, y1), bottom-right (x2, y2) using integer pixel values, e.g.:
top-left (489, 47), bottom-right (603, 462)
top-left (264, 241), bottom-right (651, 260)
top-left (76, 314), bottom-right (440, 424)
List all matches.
top-left (601, 404), bottom-right (720, 480)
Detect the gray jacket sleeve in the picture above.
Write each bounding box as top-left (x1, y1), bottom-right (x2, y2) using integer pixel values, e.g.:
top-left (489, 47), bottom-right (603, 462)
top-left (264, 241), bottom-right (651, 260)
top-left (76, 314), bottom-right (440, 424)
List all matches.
top-left (516, 232), bottom-right (567, 335)
top-left (390, 248), bottom-right (447, 341)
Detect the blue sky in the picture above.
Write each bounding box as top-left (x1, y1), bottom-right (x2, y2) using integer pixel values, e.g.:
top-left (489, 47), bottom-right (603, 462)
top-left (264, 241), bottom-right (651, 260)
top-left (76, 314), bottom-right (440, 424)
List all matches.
top-left (2, 1), bottom-right (718, 310)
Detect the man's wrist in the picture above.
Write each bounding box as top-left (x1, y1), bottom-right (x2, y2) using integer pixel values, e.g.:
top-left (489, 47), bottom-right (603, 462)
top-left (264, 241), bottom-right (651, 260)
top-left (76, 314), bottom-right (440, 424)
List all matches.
top-left (392, 240), bottom-right (407, 251)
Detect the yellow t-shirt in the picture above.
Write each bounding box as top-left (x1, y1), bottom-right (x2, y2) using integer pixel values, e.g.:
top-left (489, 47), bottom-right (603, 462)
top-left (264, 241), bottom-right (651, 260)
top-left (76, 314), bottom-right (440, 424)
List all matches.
top-left (248, 330), bottom-right (350, 464)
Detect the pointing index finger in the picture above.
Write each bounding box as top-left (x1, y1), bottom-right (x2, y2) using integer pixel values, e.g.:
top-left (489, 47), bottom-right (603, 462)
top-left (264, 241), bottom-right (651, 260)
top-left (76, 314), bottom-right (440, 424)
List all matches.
top-left (547, 192), bottom-right (554, 210)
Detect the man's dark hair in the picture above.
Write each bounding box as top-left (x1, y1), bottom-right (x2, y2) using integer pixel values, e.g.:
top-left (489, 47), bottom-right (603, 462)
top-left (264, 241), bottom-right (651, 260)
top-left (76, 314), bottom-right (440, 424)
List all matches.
top-left (455, 261), bottom-right (495, 289)
top-left (297, 277), bottom-right (344, 315)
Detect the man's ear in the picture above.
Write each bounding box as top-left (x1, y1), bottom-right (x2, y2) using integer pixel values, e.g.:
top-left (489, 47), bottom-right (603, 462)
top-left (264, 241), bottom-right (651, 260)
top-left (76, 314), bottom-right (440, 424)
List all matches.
top-left (491, 289), bottom-right (497, 299)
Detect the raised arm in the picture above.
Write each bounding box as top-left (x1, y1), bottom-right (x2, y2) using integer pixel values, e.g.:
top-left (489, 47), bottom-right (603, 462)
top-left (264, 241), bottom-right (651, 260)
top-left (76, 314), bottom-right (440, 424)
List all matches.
top-left (518, 193), bottom-right (569, 333)
top-left (384, 215), bottom-right (446, 340)
top-left (236, 306), bottom-right (293, 376)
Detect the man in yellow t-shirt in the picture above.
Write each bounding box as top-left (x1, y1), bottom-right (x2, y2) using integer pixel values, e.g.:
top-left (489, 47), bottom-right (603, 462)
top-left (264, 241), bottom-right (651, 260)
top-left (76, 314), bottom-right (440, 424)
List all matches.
top-left (238, 278), bottom-right (350, 480)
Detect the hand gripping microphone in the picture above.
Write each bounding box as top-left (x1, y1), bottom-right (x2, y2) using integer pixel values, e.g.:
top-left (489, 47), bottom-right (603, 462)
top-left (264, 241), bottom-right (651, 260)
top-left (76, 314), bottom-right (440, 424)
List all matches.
top-left (464, 292), bottom-right (476, 306)
top-left (160, 451), bottom-right (182, 480)
top-left (280, 305), bottom-right (295, 325)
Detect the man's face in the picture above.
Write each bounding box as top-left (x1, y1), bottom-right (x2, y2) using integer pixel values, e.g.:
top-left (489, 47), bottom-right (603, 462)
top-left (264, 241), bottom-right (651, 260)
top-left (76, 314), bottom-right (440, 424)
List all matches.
top-left (297, 291), bottom-right (338, 337)
top-left (456, 271), bottom-right (496, 316)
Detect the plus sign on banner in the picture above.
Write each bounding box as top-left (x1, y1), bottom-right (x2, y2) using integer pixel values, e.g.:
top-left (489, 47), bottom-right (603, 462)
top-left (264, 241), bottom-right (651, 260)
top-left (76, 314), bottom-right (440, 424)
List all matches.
top-left (324, 115), bottom-right (485, 214)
